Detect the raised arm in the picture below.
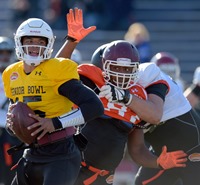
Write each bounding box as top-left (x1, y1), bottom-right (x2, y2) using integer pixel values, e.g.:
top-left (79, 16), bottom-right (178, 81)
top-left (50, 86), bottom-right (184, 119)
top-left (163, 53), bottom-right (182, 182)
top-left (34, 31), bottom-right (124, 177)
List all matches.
top-left (55, 8), bottom-right (96, 58)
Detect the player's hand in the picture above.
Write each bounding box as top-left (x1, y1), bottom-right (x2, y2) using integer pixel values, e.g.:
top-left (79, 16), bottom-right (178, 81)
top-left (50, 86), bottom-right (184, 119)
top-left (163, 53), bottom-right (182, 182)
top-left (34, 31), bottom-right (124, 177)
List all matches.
top-left (67, 8), bottom-right (96, 42)
top-left (27, 114), bottom-right (55, 140)
top-left (157, 146), bottom-right (188, 170)
top-left (99, 84), bottom-right (132, 105)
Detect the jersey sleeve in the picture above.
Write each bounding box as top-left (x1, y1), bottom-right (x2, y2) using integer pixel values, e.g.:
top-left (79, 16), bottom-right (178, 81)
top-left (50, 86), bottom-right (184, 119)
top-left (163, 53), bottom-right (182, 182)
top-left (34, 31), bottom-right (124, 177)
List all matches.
top-left (2, 62), bottom-right (23, 98)
top-left (138, 63), bottom-right (161, 85)
top-left (2, 69), bottom-right (10, 97)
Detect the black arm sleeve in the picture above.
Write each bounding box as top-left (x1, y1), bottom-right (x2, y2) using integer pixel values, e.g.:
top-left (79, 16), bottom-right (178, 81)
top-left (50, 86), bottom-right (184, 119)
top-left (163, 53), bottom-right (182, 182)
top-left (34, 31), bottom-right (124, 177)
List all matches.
top-left (58, 79), bottom-right (104, 122)
top-left (80, 75), bottom-right (100, 94)
top-left (145, 83), bottom-right (168, 101)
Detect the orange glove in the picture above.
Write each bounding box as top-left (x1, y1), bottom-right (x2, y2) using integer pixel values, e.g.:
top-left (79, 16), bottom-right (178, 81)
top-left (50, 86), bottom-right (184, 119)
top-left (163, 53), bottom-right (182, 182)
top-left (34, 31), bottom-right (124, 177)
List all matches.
top-left (67, 8), bottom-right (96, 42)
top-left (157, 146), bottom-right (188, 170)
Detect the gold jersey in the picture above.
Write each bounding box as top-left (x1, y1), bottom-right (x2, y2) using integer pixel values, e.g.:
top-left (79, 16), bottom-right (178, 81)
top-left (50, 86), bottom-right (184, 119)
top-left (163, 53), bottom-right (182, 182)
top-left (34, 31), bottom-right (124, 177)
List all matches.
top-left (2, 58), bottom-right (79, 118)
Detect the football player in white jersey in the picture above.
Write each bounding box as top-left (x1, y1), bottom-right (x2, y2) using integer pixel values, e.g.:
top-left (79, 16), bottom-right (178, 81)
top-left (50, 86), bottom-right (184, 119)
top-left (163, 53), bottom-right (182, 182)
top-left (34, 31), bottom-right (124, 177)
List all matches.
top-left (59, 17), bottom-right (199, 182)
top-left (97, 42), bottom-right (200, 185)
top-left (58, 7), bottom-right (193, 185)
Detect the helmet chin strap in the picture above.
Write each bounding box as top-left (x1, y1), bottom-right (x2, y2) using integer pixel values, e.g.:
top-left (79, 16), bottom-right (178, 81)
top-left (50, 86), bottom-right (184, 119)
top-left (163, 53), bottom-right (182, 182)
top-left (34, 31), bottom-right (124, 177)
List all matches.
top-left (24, 54), bottom-right (43, 66)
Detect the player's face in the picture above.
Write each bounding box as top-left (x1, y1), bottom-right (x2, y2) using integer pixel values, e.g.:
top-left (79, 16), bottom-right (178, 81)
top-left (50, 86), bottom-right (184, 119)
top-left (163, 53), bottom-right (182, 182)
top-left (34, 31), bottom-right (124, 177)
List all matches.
top-left (109, 64), bottom-right (136, 88)
top-left (22, 36), bottom-right (47, 57)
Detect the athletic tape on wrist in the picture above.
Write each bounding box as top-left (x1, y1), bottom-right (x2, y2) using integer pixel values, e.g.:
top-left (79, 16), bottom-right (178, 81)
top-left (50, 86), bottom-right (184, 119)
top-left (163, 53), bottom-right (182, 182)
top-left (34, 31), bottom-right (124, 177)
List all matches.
top-left (58, 108), bottom-right (85, 128)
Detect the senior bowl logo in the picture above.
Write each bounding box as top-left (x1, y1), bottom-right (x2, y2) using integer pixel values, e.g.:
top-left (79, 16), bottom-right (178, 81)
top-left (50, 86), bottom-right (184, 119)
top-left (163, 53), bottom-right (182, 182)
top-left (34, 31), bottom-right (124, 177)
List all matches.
top-left (188, 153), bottom-right (200, 162)
top-left (10, 72), bottom-right (19, 81)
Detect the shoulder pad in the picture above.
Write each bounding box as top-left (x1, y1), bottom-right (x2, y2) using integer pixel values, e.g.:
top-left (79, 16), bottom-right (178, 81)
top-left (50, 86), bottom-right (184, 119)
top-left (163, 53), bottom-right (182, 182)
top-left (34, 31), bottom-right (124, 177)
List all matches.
top-left (137, 63), bottom-right (161, 86)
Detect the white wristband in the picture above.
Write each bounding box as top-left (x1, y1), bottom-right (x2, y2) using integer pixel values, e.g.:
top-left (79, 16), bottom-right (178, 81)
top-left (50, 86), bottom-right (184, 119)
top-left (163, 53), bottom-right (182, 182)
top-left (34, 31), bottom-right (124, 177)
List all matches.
top-left (58, 108), bottom-right (85, 128)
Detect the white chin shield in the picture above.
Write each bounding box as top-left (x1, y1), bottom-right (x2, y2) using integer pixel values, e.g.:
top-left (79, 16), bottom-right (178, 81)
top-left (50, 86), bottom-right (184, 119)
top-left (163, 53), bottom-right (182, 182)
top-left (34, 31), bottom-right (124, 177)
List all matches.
top-left (24, 54), bottom-right (43, 66)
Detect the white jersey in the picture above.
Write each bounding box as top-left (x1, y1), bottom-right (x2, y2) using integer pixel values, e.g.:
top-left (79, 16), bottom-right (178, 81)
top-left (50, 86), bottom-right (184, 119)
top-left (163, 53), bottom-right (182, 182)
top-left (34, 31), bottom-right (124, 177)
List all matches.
top-left (137, 63), bottom-right (191, 122)
top-left (0, 73), bottom-right (7, 127)
top-left (174, 78), bottom-right (185, 92)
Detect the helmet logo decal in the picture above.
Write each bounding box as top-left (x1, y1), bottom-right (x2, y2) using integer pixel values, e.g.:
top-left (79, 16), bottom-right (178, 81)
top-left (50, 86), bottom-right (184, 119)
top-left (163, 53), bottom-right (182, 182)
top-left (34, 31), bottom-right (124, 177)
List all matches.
top-left (117, 58), bottom-right (131, 64)
top-left (30, 30), bottom-right (41, 34)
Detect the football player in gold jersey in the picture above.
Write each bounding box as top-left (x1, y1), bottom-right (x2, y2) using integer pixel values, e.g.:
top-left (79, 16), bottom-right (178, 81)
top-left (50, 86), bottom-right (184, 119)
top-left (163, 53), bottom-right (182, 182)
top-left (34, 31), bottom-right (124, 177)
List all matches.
top-left (2, 17), bottom-right (103, 185)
